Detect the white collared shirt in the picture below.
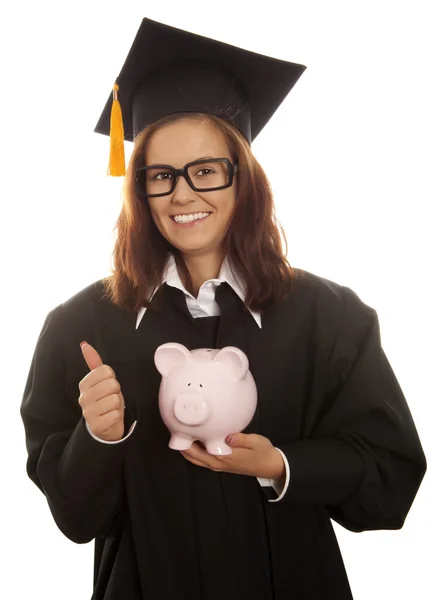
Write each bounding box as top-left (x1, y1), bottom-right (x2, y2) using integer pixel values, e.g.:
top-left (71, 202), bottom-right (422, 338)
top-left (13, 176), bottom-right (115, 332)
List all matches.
top-left (136, 253), bottom-right (262, 330)
top-left (86, 254), bottom-right (290, 502)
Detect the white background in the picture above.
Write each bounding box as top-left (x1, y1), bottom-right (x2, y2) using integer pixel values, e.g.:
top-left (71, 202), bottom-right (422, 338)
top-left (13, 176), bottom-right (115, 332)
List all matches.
top-left (3, 0), bottom-right (445, 598)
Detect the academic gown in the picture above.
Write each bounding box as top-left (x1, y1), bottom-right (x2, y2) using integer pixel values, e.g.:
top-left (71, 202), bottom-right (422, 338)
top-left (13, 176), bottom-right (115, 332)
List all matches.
top-left (20, 270), bottom-right (427, 600)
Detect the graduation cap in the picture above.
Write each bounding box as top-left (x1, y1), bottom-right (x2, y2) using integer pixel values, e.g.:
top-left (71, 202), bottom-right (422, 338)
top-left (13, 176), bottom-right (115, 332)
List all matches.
top-left (94, 17), bottom-right (306, 176)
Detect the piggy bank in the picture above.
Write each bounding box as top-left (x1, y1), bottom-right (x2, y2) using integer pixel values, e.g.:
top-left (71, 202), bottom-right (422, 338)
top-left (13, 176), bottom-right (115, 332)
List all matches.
top-left (154, 342), bottom-right (257, 455)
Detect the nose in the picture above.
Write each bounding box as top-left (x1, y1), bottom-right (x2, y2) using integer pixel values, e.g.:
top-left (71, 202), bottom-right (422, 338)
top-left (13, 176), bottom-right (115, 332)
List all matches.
top-left (173, 393), bottom-right (209, 426)
top-left (172, 174), bottom-right (197, 201)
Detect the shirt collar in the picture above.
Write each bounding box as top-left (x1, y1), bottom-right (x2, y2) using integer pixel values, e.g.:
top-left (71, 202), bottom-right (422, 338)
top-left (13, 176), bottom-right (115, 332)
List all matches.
top-left (145, 253), bottom-right (262, 328)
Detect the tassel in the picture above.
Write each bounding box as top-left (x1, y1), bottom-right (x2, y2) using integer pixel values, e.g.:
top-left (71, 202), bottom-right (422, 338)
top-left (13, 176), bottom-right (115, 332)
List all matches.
top-left (107, 83), bottom-right (126, 176)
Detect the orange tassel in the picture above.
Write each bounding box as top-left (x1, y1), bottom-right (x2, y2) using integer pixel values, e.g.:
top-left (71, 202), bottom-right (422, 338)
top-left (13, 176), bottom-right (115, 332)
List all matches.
top-left (107, 83), bottom-right (126, 176)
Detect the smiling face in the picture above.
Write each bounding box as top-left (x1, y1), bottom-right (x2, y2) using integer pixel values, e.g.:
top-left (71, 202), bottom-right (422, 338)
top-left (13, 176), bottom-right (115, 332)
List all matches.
top-left (144, 117), bottom-right (237, 260)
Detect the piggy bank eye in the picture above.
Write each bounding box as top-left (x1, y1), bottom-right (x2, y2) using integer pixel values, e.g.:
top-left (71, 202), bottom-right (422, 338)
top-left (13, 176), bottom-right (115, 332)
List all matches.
top-left (187, 383), bottom-right (191, 386)
top-left (200, 384), bottom-right (202, 388)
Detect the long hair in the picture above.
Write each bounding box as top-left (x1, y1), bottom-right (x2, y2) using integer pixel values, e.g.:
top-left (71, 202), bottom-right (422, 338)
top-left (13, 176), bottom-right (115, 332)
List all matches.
top-left (101, 112), bottom-right (300, 314)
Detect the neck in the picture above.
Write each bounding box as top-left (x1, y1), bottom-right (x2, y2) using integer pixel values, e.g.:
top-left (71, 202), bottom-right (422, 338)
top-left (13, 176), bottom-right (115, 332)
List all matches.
top-left (177, 251), bottom-right (225, 297)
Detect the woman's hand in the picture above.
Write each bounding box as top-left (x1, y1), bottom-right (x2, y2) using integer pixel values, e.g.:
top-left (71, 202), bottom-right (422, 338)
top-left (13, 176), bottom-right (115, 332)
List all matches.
top-left (180, 433), bottom-right (286, 481)
top-left (78, 342), bottom-right (126, 442)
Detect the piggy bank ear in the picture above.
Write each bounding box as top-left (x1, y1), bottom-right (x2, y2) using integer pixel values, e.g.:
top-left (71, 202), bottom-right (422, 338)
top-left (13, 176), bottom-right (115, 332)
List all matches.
top-left (154, 343), bottom-right (190, 377)
top-left (213, 346), bottom-right (249, 381)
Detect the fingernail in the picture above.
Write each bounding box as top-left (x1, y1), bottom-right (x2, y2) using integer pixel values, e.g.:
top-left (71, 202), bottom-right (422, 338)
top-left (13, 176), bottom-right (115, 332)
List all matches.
top-left (80, 341), bottom-right (88, 348)
top-left (227, 435), bottom-right (235, 445)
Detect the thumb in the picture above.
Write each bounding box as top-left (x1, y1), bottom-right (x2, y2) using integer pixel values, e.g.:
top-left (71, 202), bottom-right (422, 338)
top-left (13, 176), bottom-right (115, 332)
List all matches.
top-left (80, 342), bottom-right (104, 371)
top-left (226, 433), bottom-right (251, 448)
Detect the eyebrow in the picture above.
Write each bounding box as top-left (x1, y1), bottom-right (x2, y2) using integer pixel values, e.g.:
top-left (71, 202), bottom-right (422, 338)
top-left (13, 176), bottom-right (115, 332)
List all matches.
top-left (147, 155), bottom-right (218, 167)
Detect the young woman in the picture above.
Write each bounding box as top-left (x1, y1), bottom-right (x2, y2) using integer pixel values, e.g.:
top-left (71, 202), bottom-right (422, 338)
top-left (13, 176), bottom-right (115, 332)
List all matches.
top-left (20, 17), bottom-right (426, 600)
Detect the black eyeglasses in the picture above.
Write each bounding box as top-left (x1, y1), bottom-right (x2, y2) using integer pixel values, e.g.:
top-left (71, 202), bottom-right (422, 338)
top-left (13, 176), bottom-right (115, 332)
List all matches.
top-left (136, 157), bottom-right (238, 198)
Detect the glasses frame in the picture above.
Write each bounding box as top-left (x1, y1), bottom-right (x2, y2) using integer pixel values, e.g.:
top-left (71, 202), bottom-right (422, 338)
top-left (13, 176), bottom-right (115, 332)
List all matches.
top-left (136, 157), bottom-right (239, 198)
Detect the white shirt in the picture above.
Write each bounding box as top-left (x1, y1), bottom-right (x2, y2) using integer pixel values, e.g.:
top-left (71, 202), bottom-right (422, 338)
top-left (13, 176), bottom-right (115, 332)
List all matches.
top-left (136, 253), bottom-right (262, 329)
top-left (86, 253), bottom-right (290, 502)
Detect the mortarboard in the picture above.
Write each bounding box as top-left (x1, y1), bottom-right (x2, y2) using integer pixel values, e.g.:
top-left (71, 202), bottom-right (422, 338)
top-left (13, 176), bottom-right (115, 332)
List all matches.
top-left (94, 17), bottom-right (306, 176)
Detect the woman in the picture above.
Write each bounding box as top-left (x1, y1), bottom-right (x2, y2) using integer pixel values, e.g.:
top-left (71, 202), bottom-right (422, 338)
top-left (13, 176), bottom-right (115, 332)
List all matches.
top-left (20, 17), bottom-right (427, 600)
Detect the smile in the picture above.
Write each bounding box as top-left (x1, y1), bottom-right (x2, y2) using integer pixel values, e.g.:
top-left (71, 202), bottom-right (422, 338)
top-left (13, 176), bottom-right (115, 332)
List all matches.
top-left (170, 212), bottom-right (211, 225)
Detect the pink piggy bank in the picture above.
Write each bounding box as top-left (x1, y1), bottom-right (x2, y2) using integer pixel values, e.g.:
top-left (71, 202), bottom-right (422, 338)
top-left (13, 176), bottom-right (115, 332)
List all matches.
top-left (154, 342), bottom-right (257, 455)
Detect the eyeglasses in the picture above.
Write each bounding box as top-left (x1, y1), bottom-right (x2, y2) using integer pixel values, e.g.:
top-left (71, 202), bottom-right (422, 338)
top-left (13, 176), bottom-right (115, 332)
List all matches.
top-left (136, 157), bottom-right (238, 198)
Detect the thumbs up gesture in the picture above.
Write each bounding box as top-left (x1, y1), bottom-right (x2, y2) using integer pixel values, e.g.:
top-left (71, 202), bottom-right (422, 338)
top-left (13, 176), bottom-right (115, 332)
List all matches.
top-left (78, 342), bottom-right (126, 442)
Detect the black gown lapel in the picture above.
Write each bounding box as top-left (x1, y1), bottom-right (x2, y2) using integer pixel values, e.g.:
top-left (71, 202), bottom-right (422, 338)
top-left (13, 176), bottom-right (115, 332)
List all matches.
top-left (214, 282), bottom-right (263, 434)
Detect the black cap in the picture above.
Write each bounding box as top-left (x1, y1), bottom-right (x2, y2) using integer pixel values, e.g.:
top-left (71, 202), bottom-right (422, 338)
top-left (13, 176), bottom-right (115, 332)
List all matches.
top-left (95, 17), bottom-right (306, 174)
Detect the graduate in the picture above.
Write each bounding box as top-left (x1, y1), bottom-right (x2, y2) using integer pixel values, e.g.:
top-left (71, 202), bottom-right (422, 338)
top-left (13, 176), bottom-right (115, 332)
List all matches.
top-left (20, 16), bottom-right (427, 600)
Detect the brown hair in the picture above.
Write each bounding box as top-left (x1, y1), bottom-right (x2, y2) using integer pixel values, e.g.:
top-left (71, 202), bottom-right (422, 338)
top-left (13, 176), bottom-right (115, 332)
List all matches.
top-left (101, 112), bottom-right (298, 314)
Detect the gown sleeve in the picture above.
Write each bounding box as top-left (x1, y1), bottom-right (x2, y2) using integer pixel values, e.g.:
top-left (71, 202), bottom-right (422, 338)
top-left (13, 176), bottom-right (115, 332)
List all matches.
top-left (20, 304), bottom-right (134, 544)
top-left (276, 285), bottom-right (427, 532)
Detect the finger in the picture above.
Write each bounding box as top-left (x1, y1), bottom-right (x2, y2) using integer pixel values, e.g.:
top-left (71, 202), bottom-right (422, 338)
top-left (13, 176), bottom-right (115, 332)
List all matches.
top-left (89, 378), bottom-right (125, 410)
top-left (183, 441), bottom-right (211, 461)
top-left (78, 363), bottom-right (117, 395)
top-left (81, 342), bottom-right (104, 371)
top-left (180, 452), bottom-right (210, 469)
top-left (183, 442), bottom-right (241, 470)
top-left (226, 432), bottom-right (254, 448)
top-left (95, 393), bottom-right (125, 416)
top-left (80, 374), bottom-right (122, 410)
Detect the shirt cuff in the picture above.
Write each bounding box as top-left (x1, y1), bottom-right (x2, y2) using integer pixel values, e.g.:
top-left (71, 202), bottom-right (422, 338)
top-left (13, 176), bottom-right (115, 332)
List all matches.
top-left (268, 447), bottom-right (291, 503)
top-left (85, 419), bottom-right (137, 444)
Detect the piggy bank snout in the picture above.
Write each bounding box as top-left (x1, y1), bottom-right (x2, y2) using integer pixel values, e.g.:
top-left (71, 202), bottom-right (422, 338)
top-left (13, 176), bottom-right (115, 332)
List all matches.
top-left (173, 393), bottom-right (209, 426)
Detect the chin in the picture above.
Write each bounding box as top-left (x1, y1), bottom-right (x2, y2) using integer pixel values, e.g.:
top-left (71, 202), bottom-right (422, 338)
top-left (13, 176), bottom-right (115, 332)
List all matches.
top-left (174, 243), bottom-right (212, 255)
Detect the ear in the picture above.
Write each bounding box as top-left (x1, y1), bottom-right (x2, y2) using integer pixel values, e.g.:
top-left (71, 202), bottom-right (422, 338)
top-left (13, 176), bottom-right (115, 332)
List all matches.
top-left (154, 343), bottom-right (191, 377)
top-left (213, 346), bottom-right (249, 381)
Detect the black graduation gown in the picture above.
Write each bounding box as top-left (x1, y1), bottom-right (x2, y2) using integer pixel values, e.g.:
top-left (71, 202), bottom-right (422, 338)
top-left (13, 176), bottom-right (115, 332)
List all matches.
top-left (20, 270), bottom-right (427, 599)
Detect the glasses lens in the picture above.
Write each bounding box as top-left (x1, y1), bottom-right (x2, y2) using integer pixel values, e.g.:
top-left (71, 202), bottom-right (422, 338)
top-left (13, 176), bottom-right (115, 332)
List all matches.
top-left (187, 161), bottom-right (229, 190)
top-left (144, 167), bottom-right (174, 195)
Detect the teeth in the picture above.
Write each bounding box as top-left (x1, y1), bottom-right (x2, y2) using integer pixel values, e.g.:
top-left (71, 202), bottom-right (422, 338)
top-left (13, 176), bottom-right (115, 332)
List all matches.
top-left (173, 212), bottom-right (210, 224)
